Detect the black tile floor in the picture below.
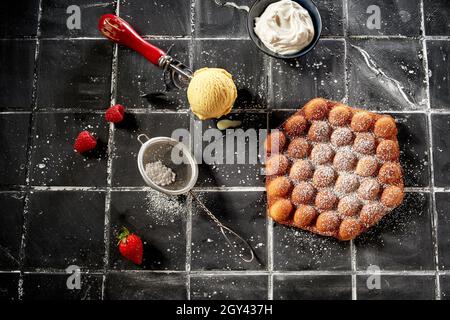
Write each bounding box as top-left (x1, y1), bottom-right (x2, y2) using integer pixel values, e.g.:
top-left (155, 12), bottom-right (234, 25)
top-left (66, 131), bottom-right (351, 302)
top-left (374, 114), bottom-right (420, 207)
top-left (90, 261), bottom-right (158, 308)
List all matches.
top-left (190, 275), bottom-right (268, 300)
top-left (356, 274), bottom-right (436, 300)
top-left (117, 39), bottom-right (190, 110)
top-left (273, 275), bottom-right (352, 300)
top-left (0, 0), bottom-right (449, 300)
top-left (36, 40), bottom-right (113, 109)
top-left (347, 0), bottom-right (422, 36)
top-left (0, 40), bottom-right (36, 110)
top-left (40, 1), bottom-right (116, 38)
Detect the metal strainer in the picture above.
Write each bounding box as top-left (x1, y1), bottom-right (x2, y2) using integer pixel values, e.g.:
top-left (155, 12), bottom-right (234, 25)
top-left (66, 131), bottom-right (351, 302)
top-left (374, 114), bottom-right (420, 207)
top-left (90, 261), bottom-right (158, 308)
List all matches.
top-left (137, 134), bottom-right (255, 263)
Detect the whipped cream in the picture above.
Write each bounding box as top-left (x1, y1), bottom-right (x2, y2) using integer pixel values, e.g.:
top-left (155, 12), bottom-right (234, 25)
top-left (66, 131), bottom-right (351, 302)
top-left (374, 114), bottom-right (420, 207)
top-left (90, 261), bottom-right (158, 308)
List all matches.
top-left (254, 0), bottom-right (315, 55)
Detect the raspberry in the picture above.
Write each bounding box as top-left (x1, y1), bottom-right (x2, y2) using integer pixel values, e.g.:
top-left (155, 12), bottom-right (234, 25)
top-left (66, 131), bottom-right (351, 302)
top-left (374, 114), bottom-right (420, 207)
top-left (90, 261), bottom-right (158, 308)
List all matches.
top-left (74, 131), bottom-right (97, 153)
top-left (105, 104), bottom-right (125, 123)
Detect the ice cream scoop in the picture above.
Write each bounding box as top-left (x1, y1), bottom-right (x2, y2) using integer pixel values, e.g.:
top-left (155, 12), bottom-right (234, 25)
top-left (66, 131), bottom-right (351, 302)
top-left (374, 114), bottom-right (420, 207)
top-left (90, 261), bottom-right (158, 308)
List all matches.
top-left (187, 68), bottom-right (237, 120)
top-left (99, 14), bottom-right (192, 90)
top-left (99, 14), bottom-right (237, 119)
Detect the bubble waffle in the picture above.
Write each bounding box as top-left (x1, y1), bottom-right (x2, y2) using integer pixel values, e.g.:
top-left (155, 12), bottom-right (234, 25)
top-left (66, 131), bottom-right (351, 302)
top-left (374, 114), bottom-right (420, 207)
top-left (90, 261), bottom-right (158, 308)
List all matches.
top-left (265, 98), bottom-right (404, 241)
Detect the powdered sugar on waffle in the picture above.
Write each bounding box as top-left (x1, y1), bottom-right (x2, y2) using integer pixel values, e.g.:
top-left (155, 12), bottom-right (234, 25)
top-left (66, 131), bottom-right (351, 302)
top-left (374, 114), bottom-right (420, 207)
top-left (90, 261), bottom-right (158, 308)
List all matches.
top-left (266, 98), bottom-right (405, 240)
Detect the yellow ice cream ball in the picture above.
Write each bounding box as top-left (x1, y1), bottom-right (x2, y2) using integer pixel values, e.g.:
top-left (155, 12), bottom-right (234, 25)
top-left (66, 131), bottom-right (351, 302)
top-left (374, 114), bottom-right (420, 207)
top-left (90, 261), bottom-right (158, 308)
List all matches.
top-left (187, 67), bottom-right (237, 120)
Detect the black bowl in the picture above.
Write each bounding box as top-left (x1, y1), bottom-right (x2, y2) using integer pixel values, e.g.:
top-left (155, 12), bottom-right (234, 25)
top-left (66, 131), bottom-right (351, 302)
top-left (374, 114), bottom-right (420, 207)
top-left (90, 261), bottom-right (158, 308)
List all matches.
top-left (247, 0), bottom-right (322, 59)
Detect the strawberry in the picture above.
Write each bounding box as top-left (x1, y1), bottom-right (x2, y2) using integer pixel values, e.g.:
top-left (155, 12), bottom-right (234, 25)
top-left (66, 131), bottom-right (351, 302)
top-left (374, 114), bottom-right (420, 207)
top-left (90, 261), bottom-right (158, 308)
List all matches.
top-left (105, 104), bottom-right (125, 123)
top-left (74, 131), bottom-right (97, 153)
top-left (118, 227), bottom-right (143, 265)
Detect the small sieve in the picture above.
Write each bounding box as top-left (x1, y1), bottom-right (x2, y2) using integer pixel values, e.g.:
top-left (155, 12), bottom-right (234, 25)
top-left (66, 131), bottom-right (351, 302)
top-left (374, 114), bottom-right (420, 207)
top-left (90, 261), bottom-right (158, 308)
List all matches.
top-left (137, 134), bottom-right (255, 263)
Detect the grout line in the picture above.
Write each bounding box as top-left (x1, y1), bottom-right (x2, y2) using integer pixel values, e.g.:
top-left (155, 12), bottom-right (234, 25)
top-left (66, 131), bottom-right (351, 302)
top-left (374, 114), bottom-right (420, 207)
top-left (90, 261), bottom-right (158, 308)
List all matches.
top-left (17, 108), bottom-right (190, 114)
top-left (30, 186), bottom-right (107, 191)
top-left (265, 107), bottom-right (273, 300)
top-left (7, 108), bottom-right (450, 115)
top-left (350, 240), bottom-right (357, 300)
top-left (33, 37), bottom-right (114, 41)
top-left (2, 186), bottom-right (438, 193)
top-left (228, 108), bottom-right (269, 114)
top-left (189, 271), bottom-right (266, 276)
top-left (343, 39), bottom-right (349, 104)
top-left (343, 0), bottom-right (350, 104)
top-left (19, 270), bottom-right (104, 275)
top-left (190, 0), bottom-right (196, 41)
top-left (343, 0), bottom-right (349, 37)
top-left (420, 0), bottom-right (441, 301)
top-left (0, 189), bottom-right (28, 193)
top-left (17, 277), bottom-right (23, 299)
top-left (349, 35), bottom-right (414, 40)
top-left (191, 186), bottom-right (266, 192)
top-left (186, 274), bottom-right (191, 300)
top-left (186, 193), bottom-right (193, 300)
top-left (186, 2), bottom-right (195, 298)
top-left (0, 36), bottom-right (348, 41)
top-left (8, 186), bottom-right (265, 192)
top-left (425, 36), bottom-right (450, 41)
top-left (272, 270), bottom-right (440, 276)
top-left (425, 110), bottom-right (450, 114)
top-left (270, 270), bottom-right (441, 276)
top-left (19, 269), bottom-right (187, 274)
top-left (144, 36), bottom-right (250, 41)
top-left (342, 4), bottom-right (350, 104)
top-left (25, 109), bottom-right (109, 114)
top-left (267, 226), bottom-right (273, 300)
top-left (348, 36), bottom-right (450, 41)
top-left (17, 0), bottom-right (44, 301)
top-left (100, 112), bottom-right (113, 298)
top-left (2, 268), bottom-right (447, 276)
top-left (404, 187), bottom-right (431, 193)
top-left (0, 33), bottom-right (449, 40)
top-left (346, 0), bottom-right (355, 301)
top-left (0, 36), bottom-right (74, 40)
top-left (2, 35), bottom-right (450, 42)
top-left (189, 271), bottom-right (271, 277)
top-left (0, 111), bottom-right (32, 115)
top-left (119, 109), bottom-right (189, 114)
top-left (429, 72), bottom-right (443, 297)
top-left (185, 98), bottom-right (195, 301)
top-left (101, 274), bottom-right (106, 299)
top-left (266, 109), bottom-right (430, 114)
top-left (0, 37), bottom-right (39, 41)
top-left (101, 0), bottom-right (120, 301)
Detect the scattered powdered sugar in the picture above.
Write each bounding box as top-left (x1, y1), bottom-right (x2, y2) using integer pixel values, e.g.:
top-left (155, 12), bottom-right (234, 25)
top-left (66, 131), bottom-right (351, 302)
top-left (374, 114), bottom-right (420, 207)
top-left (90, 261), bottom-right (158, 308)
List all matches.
top-left (335, 172), bottom-right (359, 196)
top-left (145, 191), bottom-right (185, 225)
top-left (330, 127), bottom-right (353, 147)
top-left (312, 165), bottom-right (336, 187)
top-left (311, 143), bottom-right (334, 165)
top-left (353, 132), bottom-right (376, 154)
top-left (270, 104), bottom-right (407, 241)
top-left (309, 121), bottom-right (331, 141)
top-left (145, 160), bottom-right (176, 186)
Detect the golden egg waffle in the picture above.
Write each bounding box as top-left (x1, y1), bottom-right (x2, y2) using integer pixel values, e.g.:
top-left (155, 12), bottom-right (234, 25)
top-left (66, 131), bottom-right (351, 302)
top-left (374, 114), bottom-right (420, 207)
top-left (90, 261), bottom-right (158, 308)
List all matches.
top-left (265, 98), bottom-right (404, 241)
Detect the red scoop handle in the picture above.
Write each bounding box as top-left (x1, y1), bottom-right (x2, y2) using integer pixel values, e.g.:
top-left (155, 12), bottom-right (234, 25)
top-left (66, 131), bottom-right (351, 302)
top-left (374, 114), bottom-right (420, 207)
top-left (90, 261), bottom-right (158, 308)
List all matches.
top-left (98, 14), bottom-right (166, 66)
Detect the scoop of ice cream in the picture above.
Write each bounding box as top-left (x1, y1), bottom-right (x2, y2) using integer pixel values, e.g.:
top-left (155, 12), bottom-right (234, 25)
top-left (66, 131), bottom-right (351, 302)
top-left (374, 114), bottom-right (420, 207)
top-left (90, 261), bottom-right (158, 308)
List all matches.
top-left (187, 67), bottom-right (237, 120)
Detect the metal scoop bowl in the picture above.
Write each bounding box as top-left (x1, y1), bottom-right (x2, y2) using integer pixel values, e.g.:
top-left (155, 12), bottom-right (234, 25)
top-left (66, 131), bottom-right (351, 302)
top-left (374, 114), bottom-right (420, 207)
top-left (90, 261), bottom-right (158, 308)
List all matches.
top-left (137, 134), bottom-right (255, 263)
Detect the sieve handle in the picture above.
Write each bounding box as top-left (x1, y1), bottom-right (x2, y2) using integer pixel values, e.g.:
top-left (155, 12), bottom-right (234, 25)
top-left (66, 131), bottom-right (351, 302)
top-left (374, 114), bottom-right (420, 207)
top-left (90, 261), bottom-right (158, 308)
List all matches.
top-left (137, 134), bottom-right (150, 145)
top-left (189, 191), bottom-right (255, 263)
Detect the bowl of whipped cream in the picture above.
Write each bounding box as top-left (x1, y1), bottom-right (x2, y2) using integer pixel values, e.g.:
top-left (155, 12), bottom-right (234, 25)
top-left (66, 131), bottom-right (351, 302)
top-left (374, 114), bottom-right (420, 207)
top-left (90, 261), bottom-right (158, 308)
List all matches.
top-left (248, 0), bottom-right (322, 59)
